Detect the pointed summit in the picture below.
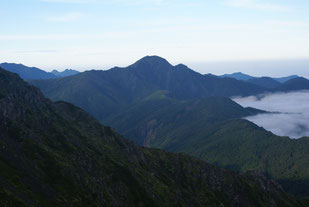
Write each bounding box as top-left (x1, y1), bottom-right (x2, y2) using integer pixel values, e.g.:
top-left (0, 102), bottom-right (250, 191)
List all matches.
top-left (131, 55), bottom-right (172, 68)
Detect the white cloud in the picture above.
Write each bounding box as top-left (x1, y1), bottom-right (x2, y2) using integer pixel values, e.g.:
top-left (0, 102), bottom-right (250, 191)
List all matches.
top-left (46, 12), bottom-right (84, 22)
top-left (224, 0), bottom-right (292, 12)
top-left (234, 91), bottom-right (309, 138)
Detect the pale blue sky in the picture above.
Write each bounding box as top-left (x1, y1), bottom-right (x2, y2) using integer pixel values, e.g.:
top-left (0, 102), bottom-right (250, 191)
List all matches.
top-left (0, 0), bottom-right (309, 77)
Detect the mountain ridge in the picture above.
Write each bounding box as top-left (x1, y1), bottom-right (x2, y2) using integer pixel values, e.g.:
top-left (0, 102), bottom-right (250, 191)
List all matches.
top-left (5, 56), bottom-right (309, 198)
top-left (1, 67), bottom-right (305, 206)
top-left (30, 56), bottom-right (309, 125)
top-left (30, 56), bottom-right (266, 121)
top-left (0, 62), bottom-right (57, 80)
top-left (0, 62), bottom-right (79, 80)
top-left (51, 69), bottom-right (80, 77)
top-left (220, 72), bottom-right (300, 83)
top-left (105, 91), bottom-right (309, 197)
top-left (274, 77), bottom-right (309, 92)
top-left (220, 72), bottom-right (255, 81)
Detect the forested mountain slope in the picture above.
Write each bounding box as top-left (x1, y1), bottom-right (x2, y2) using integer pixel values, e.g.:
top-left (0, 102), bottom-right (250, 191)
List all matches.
top-left (1, 68), bottom-right (304, 206)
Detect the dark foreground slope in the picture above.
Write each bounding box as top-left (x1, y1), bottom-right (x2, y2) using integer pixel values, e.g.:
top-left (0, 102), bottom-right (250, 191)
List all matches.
top-left (0, 68), bottom-right (303, 206)
top-left (107, 92), bottom-right (309, 197)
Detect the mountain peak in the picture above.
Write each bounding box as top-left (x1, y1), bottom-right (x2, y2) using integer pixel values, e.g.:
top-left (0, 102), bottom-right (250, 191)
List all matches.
top-left (51, 69), bottom-right (80, 77)
top-left (131, 55), bottom-right (172, 68)
top-left (175, 63), bottom-right (189, 69)
top-left (220, 72), bottom-right (255, 81)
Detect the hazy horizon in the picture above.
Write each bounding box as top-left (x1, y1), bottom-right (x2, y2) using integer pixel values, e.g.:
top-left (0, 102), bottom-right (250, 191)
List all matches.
top-left (1, 0), bottom-right (308, 77)
top-left (1, 57), bottom-right (309, 79)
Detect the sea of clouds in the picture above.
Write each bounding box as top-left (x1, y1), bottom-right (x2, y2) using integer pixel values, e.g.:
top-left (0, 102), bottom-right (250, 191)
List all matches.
top-left (233, 90), bottom-right (309, 139)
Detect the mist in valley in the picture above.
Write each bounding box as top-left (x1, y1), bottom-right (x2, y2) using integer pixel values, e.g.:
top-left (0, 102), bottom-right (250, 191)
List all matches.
top-left (234, 90), bottom-right (309, 139)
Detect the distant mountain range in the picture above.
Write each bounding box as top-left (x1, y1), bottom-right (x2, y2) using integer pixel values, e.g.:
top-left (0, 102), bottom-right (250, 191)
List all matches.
top-left (220, 72), bottom-right (256, 81)
top-left (0, 62), bottom-right (79, 80)
top-left (51, 69), bottom-right (80, 77)
top-left (219, 72), bottom-right (306, 90)
top-left (246, 77), bottom-right (281, 89)
top-left (220, 72), bottom-right (309, 92)
top-left (0, 62), bottom-right (57, 79)
top-left (275, 77), bottom-right (309, 92)
top-left (220, 72), bottom-right (299, 83)
top-left (2, 67), bottom-right (305, 206)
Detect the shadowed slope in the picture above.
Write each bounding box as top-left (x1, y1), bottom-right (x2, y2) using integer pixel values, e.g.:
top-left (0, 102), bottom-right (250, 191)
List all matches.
top-left (1, 67), bottom-right (304, 206)
top-left (106, 91), bottom-right (309, 197)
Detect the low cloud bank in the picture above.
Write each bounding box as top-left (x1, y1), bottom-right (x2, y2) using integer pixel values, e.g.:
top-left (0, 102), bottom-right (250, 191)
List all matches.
top-left (233, 90), bottom-right (309, 139)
